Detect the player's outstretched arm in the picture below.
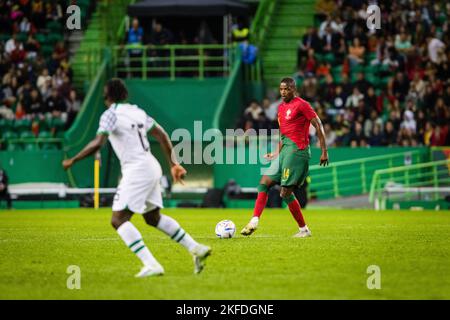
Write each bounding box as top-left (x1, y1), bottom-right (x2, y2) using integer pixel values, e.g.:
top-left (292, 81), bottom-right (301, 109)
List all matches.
top-left (149, 123), bottom-right (187, 184)
top-left (62, 134), bottom-right (108, 170)
top-left (310, 117), bottom-right (329, 166)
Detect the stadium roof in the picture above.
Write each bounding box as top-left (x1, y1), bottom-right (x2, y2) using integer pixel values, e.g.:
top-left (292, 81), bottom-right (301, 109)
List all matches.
top-left (127, 0), bottom-right (249, 17)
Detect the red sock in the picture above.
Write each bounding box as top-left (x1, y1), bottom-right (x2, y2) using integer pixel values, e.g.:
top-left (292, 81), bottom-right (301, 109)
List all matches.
top-left (253, 192), bottom-right (268, 218)
top-left (288, 199), bottom-right (306, 228)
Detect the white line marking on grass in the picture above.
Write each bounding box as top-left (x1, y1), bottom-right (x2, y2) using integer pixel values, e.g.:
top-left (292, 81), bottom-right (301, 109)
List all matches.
top-left (78, 238), bottom-right (118, 241)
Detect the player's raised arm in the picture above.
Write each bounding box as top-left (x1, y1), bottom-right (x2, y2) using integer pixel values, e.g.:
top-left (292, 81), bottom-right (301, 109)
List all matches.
top-left (310, 117), bottom-right (329, 166)
top-left (149, 123), bottom-right (187, 184)
top-left (62, 134), bottom-right (108, 170)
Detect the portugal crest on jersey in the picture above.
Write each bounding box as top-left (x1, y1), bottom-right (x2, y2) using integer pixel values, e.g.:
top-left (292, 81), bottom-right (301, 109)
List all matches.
top-left (285, 109), bottom-right (292, 120)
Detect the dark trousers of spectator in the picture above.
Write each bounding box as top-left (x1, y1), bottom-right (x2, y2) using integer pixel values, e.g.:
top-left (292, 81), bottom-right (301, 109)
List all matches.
top-left (128, 51), bottom-right (143, 78)
top-left (0, 190), bottom-right (12, 209)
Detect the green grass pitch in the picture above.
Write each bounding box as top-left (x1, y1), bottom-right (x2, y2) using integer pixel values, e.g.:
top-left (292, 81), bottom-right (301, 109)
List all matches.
top-left (0, 208), bottom-right (449, 299)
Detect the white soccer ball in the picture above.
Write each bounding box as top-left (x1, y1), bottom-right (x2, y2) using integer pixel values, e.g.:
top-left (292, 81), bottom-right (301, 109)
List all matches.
top-left (215, 220), bottom-right (236, 239)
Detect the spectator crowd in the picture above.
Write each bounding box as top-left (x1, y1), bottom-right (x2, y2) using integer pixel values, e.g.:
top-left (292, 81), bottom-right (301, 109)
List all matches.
top-left (0, 0), bottom-right (82, 148)
top-left (239, 0), bottom-right (449, 147)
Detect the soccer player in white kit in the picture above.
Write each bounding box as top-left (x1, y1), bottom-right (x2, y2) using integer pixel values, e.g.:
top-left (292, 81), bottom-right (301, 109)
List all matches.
top-left (62, 78), bottom-right (211, 277)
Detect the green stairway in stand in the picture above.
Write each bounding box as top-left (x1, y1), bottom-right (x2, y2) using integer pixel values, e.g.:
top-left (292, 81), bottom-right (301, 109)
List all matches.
top-left (71, 10), bottom-right (105, 92)
top-left (71, 0), bottom-right (134, 93)
top-left (261, 0), bottom-right (315, 90)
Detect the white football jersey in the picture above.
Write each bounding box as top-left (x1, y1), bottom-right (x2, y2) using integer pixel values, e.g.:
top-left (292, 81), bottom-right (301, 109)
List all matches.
top-left (97, 103), bottom-right (159, 174)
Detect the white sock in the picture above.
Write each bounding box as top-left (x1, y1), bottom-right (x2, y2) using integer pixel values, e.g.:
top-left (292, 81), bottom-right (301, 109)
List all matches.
top-left (250, 216), bottom-right (259, 226)
top-left (156, 214), bottom-right (199, 252)
top-left (300, 225), bottom-right (308, 232)
top-left (117, 221), bottom-right (160, 267)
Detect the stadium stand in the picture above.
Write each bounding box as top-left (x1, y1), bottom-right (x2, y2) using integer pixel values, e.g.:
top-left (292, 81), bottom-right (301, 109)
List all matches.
top-left (238, 0), bottom-right (449, 148)
top-left (0, 0), bottom-right (95, 151)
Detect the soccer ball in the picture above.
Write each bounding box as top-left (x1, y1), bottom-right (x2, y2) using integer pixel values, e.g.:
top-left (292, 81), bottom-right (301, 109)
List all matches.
top-left (215, 220), bottom-right (236, 239)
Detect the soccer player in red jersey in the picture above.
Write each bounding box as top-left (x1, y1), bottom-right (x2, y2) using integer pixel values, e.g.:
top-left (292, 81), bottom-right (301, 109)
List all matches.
top-left (241, 77), bottom-right (329, 237)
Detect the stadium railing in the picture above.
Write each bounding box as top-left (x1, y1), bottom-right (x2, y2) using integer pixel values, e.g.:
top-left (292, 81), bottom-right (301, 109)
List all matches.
top-left (369, 159), bottom-right (450, 210)
top-left (112, 44), bottom-right (238, 80)
top-left (308, 150), bottom-right (429, 200)
top-left (250, 0), bottom-right (278, 51)
top-left (71, 0), bottom-right (135, 91)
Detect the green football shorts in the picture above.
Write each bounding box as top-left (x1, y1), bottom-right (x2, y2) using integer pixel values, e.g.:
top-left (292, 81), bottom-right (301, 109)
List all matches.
top-left (267, 143), bottom-right (311, 187)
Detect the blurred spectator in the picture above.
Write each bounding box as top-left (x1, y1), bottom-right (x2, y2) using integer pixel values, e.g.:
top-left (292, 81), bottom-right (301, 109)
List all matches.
top-left (239, 40), bottom-right (258, 65)
top-left (382, 121), bottom-right (398, 146)
top-left (298, 27), bottom-right (321, 62)
top-left (65, 89), bottom-right (81, 129)
top-left (349, 122), bottom-right (366, 147)
top-left (348, 37), bottom-right (365, 67)
top-left (241, 100), bottom-right (266, 131)
top-left (0, 169), bottom-right (12, 209)
top-left (36, 68), bottom-right (51, 96)
top-left (369, 123), bottom-right (384, 146)
top-left (346, 87), bottom-right (364, 108)
top-left (323, 123), bottom-right (336, 147)
top-left (24, 88), bottom-right (43, 117)
top-left (262, 97), bottom-right (279, 130)
top-left (127, 17), bottom-right (143, 48)
top-left (322, 25), bottom-right (342, 55)
top-left (126, 18), bottom-right (144, 77)
top-left (427, 35), bottom-right (446, 64)
top-left (45, 88), bottom-right (66, 121)
top-left (231, 19), bottom-right (249, 43)
top-left (150, 21), bottom-right (173, 46)
top-left (0, 0), bottom-right (76, 150)
top-left (5, 34), bottom-right (21, 56)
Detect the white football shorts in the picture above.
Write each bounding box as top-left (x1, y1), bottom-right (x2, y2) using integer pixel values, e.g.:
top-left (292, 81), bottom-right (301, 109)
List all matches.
top-left (112, 160), bottom-right (163, 214)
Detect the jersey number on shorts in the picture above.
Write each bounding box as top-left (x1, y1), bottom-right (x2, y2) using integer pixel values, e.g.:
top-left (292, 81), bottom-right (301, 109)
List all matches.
top-left (132, 123), bottom-right (149, 152)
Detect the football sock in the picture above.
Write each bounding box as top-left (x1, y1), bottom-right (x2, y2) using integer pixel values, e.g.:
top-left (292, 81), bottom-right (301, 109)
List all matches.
top-left (156, 214), bottom-right (198, 252)
top-left (117, 221), bottom-right (160, 267)
top-left (284, 194), bottom-right (306, 228)
top-left (253, 184), bottom-right (269, 218)
top-left (250, 216), bottom-right (259, 226)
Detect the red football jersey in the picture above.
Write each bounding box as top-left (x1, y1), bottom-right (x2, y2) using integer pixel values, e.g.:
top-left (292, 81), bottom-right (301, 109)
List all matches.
top-left (277, 96), bottom-right (317, 149)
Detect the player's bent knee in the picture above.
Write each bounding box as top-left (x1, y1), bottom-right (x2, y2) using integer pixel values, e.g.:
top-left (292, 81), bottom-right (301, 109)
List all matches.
top-left (144, 208), bottom-right (161, 227)
top-left (111, 216), bottom-right (124, 230)
top-left (280, 188), bottom-right (293, 199)
top-left (111, 211), bottom-right (131, 230)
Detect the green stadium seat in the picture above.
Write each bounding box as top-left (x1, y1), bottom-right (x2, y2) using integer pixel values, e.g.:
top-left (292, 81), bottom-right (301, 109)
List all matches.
top-left (14, 118), bottom-right (32, 134)
top-left (77, 0), bottom-right (91, 6)
top-left (52, 118), bottom-right (66, 131)
top-left (0, 34), bottom-right (10, 42)
top-left (24, 143), bottom-right (40, 151)
top-left (55, 131), bottom-right (66, 140)
top-left (20, 131), bottom-right (36, 140)
top-left (38, 131), bottom-right (53, 138)
top-left (35, 33), bottom-right (47, 45)
top-left (351, 64), bottom-right (364, 74)
top-left (0, 118), bottom-right (14, 133)
top-left (366, 74), bottom-right (379, 87)
top-left (323, 53), bottom-right (336, 65)
top-left (332, 65), bottom-right (343, 72)
top-left (2, 131), bottom-right (18, 140)
top-left (38, 130), bottom-right (57, 150)
top-left (379, 76), bottom-right (391, 89)
top-left (41, 44), bottom-right (54, 57)
top-left (47, 33), bottom-right (64, 45)
top-left (364, 64), bottom-right (378, 74)
top-left (16, 32), bottom-right (27, 42)
top-left (46, 21), bottom-right (62, 33)
top-left (41, 142), bottom-right (59, 150)
top-left (365, 52), bottom-right (377, 63)
top-left (6, 142), bottom-right (22, 151)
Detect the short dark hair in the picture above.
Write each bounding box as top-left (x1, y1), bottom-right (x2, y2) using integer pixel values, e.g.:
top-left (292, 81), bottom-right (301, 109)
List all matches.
top-left (106, 78), bottom-right (128, 102)
top-left (280, 77), bottom-right (296, 88)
